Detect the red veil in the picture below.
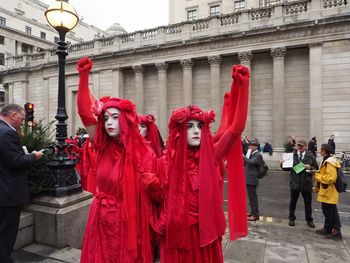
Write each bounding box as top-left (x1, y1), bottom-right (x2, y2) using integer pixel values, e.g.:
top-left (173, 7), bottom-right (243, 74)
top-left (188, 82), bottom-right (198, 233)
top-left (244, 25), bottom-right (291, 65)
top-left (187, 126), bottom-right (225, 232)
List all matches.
top-left (165, 106), bottom-right (226, 248)
top-left (93, 96), bottom-right (151, 257)
top-left (138, 114), bottom-right (164, 158)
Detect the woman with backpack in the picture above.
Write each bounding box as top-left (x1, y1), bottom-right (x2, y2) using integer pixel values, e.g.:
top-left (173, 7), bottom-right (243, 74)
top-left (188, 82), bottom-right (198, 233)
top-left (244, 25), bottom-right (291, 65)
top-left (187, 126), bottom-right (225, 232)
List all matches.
top-left (314, 143), bottom-right (342, 240)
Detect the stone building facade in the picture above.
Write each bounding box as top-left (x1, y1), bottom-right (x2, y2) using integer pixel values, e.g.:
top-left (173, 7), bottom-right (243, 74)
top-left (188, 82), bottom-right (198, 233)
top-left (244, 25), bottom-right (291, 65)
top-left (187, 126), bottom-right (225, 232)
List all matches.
top-left (1, 0), bottom-right (350, 150)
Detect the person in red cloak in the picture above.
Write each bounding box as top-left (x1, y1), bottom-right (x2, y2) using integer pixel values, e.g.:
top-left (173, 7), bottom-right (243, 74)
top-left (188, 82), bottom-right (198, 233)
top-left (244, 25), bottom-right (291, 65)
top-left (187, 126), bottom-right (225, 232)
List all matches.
top-left (138, 114), bottom-right (164, 158)
top-left (154, 65), bottom-right (250, 262)
top-left (76, 57), bottom-right (158, 263)
top-left (81, 137), bottom-right (97, 195)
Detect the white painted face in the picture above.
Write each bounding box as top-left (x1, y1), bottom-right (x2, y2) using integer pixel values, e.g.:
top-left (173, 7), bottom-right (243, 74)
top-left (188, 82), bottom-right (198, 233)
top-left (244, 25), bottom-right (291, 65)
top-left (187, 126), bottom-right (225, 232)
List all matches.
top-left (139, 123), bottom-right (148, 138)
top-left (187, 119), bottom-right (202, 147)
top-left (104, 108), bottom-right (120, 138)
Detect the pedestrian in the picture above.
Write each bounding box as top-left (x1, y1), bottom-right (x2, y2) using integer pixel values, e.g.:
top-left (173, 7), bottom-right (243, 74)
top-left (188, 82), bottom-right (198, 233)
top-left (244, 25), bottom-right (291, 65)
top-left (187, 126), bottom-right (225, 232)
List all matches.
top-left (314, 144), bottom-right (342, 240)
top-left (328, 135), bottom-right (336, 155)
top-left (284, 136), bottom-right (295, 153)
top-left (281, 139), bottom-right (319, 228)
top-left (156, 65), bottom-right (250, 262)
top-left (244, 139), bottom-right (263, 221)
top-left (76, 57), bottom-right (158, 262)
top-left (242, 135), bottom-right (250, 155)
top-left (0, 104), bottom-right (43, 263)
top-left (262, 141), bottom-right (273, 156)
top-left (308, 137), bottom-right (317, 157)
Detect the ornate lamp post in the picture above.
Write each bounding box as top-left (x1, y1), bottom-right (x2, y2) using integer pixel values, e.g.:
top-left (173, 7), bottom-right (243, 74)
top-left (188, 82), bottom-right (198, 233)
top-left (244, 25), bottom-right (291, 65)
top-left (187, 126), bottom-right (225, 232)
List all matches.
top-left (45, 0), bottom-right (81, 196)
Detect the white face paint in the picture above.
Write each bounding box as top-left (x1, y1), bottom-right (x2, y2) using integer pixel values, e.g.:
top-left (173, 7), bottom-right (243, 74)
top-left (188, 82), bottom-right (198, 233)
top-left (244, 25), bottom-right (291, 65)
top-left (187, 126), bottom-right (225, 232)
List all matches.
top-left (187, 119), bottom-right (202, 147)
top-left (104, 108), bottom-right (120, 138)
top-left (139, 123), bottom-right (148, 138)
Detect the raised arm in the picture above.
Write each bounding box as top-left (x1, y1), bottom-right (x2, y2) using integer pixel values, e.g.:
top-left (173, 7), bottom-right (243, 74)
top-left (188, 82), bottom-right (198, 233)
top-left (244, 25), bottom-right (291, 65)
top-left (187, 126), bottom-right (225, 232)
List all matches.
top-left (77, 57), bottom-right (97, 140)
top-left (214, 65), bottom-right (250, 161)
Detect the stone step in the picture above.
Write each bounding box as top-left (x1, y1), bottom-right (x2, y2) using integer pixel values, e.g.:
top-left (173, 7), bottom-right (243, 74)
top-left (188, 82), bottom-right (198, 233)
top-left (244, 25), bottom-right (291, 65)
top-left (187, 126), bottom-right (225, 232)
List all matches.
top-left (14, 211), bottom-right (34, 250)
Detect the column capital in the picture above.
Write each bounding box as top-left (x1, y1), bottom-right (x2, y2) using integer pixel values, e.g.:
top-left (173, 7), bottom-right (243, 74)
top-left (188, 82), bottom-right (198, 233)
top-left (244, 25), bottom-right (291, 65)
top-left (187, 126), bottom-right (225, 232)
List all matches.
top-left (155, 62), bottom-right (168, 72)
top-left (271, 47), bottom-right (287, 60)
top-left (132, 65), bottom-right (144, 74)
top-left (208, 55), bottom-right (222, 66)
top-left (238, 51), bottom-right (253, 64)
top-left (180, 59), bottom-right (194, 69)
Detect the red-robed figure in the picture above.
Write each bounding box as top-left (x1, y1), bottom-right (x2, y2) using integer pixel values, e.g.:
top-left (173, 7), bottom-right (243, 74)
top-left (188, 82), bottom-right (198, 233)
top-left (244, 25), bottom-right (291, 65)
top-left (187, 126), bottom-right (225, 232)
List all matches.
top-left (154, 65), bottom-right (250, 262)
top-left (76, 57), bottom-right (157, 263)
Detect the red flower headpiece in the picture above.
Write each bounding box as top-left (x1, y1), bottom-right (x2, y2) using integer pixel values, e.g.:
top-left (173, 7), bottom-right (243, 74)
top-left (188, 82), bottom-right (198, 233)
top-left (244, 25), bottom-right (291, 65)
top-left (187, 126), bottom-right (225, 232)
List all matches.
top-left (92, 96), bottom-right (135, 116)
top-left (168, 105), bottom-right (215, 130)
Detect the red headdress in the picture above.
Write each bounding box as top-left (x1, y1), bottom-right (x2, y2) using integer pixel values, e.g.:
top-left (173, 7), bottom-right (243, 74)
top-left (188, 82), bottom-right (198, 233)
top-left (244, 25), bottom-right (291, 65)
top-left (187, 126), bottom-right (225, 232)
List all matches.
top-left (165, 105), bottom-right (226, 249)
top-left (93, 96), bottom-right (150, 256)
top-left (138, 114), bottom-right (164, 158)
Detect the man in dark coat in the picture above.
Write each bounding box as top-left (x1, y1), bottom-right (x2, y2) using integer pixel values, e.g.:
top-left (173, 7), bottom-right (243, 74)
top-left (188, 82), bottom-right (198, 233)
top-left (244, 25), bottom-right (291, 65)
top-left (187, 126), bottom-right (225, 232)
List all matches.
top-left (308, 137), bottom-right (317, 157)
top-left (0, 104), bottom-right (43, 263)
top-left (244, 138), bottom-right (263, 221)
top-left (328, 135), bottom-right (336, 155)
top-left (282, 139), bottom-right (319, 228)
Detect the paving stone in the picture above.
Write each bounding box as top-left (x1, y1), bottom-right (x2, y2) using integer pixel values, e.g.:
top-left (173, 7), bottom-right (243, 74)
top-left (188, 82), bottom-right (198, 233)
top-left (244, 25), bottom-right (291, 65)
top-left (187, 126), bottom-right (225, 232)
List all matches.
top-left (224, 239), bottom-right (265, 263)
top-left (264, 240), bottom-right (307, 263)
top-left (305, 242), bottom-right (350, 263)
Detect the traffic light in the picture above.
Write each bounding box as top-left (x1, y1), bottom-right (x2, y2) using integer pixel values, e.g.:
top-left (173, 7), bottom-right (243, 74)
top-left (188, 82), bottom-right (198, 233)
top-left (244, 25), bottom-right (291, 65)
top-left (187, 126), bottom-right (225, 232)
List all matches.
top-left (24, 103), bottom-right (34, 124)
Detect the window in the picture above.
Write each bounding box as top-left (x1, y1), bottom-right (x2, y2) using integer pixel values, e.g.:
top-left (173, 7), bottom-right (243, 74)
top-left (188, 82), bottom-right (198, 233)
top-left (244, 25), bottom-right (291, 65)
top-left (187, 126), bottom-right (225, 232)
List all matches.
top-left (187, 9), bottom-right (197, 21)
top-left (21, 43), bottom-right (33, 53)
top-left (40, 31), bottom-right (46, 39)
top-left (234, 0), bottom-right (246, 11)
top-left (0, 53), bottom-right (4, 65)
top-left (0, 16), bottom-right (6, 26)
top-left (259, 0), bottom-right (281, 7)
top-left (54, 36), bottom-right (59, 43)
top-left (210, 5), bottom-right (220, 16)
top-left (0, 35), bottom-right (4, 45)
top-left (25, 26), bottom-right (32, 35)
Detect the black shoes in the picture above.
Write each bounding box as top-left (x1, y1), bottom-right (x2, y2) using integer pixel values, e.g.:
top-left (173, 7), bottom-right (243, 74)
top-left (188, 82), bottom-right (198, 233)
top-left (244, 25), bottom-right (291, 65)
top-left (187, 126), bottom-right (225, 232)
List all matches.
top-left (307, 221), bottom-right (315, 228)
top-left (316, 228), bottom-right (342, 240)
top-left (327, 228), bottom-right (342, 240)
top-left (288, 219), bottom-right (295, 227)
top-left (315, 228), bottom-right (330, 236)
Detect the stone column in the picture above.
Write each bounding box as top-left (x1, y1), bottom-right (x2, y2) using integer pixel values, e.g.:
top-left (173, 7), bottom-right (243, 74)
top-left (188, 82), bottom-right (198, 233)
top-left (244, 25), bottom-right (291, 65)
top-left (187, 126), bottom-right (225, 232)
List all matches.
top-left (208, 55), bottom-right (222, 130)
top-left (238, 51), bottom-right (253, 139)
top-left (43, 77), bottom-right (50, 124)
top-left (132, 65), bottom-right (144, 114)
top-left (155, 62), bottom-right (168, 137)
top-left (271, 47), bottom-right (287, 148)
top-left (92, 71), bottom-right (100, 98)
top-left (180, 59), bottom-right (193, 106)
top-left (112, 68), bottom-right (124, 98)
top-left (309, 43), bottom-right (323, 142)
top-left (8, 83), bottom-right (14, 103)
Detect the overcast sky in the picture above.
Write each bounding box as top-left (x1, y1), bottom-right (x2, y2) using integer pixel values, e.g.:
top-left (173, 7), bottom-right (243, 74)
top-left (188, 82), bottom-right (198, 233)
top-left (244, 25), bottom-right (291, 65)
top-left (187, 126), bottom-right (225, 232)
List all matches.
top-left (42, 0), bottom-right (169, 32)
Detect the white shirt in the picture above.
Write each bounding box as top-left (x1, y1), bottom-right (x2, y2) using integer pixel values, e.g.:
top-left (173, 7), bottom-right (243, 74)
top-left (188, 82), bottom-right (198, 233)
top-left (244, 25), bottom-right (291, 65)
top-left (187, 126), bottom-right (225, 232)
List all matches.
top-left (297, 151), bottom-right (305, 161)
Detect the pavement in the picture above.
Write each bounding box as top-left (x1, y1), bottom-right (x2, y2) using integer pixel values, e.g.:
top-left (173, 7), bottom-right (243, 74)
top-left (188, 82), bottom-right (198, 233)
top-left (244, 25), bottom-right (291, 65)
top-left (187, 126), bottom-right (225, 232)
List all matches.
top-left (13, 217), bottom-right (350, 263)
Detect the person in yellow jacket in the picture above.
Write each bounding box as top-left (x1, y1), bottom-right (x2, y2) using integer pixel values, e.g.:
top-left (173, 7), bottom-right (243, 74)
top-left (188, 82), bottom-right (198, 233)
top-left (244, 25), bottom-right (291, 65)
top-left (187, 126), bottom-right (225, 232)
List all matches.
top-left (314, 144), bottom-right (342, 240)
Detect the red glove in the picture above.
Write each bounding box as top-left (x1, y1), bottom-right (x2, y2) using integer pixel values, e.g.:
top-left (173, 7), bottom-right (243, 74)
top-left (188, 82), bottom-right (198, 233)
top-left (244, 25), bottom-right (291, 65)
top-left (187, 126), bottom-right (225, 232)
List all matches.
top-left (77, 57), bottom-right (97, 126)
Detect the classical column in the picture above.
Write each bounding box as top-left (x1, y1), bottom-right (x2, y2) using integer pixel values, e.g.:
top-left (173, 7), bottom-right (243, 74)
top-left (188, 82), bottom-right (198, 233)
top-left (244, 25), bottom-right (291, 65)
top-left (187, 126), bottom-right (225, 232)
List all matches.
top-left (92, 71), bottom-right (100, 98)
top-left (271, 47), bottom-right (287, 148)
top-left (132, 65), bottom-right (144, 114)
top-left (8, 83), bottom-right (14, 104)
top-left (309, 43), bottom-right (323, 142)
top-left (43, 77), bottom-right (50, 124)
top-left (238, 51), bottom-right (253, 138)
top-left (180, 59), bottom-right (193, 106)
top-left (155, 62), bottom-right (168, 137)
top-left (208, 55), bottom-right (222, 130)
top-left (112, 68), bottom-right (124, 98)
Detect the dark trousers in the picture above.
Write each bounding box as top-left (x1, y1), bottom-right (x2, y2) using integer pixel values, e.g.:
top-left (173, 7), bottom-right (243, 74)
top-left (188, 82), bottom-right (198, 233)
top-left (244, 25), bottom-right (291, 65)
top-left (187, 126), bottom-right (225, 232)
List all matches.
top-left (289, 190), bottom-right (313, 222)
top-left (0, 206), bottom-right (21, 263)
top-left (246, 184), bottom-right (259, 217)
top-left (322, 202), bottom-right (341, 231)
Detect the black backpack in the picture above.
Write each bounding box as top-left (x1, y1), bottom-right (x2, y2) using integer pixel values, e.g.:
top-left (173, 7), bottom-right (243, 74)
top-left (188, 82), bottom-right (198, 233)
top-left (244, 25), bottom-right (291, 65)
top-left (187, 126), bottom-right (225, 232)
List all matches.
top-left (257, 160), bottom-right (269, 179)
top-left (335, 167), bottom-right (347, 193)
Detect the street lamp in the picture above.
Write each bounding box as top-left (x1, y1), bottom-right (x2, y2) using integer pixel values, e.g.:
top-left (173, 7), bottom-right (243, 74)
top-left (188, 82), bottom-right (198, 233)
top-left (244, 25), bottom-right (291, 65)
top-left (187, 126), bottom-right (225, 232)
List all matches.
top-left (45, 0), bottom-right (81, 197)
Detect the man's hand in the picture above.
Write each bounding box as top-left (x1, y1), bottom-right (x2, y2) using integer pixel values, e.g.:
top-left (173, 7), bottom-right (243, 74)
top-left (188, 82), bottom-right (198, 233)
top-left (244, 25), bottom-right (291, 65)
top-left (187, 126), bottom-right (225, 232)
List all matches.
top-left (77, 57), bottom-right (93, 74)
top-left (32, 151), bottom-right (43, 161)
